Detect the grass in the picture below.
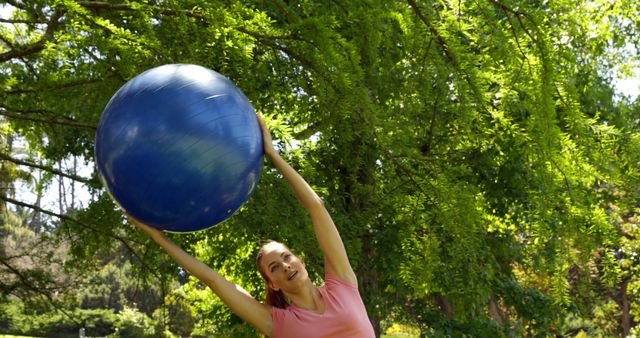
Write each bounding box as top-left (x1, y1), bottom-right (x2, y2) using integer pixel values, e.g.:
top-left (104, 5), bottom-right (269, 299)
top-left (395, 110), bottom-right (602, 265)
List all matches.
top-left (382, 322), bottom-right (421, 338)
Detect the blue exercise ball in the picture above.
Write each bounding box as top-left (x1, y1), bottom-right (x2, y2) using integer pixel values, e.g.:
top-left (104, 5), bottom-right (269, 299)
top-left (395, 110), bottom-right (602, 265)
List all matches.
top-left (95, 64), bottom-right (263, 232)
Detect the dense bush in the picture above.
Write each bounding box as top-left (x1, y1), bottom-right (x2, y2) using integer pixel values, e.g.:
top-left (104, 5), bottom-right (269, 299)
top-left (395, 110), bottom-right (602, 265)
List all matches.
top-left (0, 299), bottom-right (191, 338)
top-left (0, 299), bottom-right (117, 337)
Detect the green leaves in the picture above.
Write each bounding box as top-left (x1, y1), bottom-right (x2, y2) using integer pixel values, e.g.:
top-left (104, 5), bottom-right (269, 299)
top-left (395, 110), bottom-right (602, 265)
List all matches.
top-left (2, 0), bottom-right (640, 336)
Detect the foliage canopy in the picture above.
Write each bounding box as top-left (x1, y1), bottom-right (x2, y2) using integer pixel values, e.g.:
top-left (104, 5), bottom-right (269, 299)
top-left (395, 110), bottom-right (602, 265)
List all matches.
top-left (1, 0), bottom-right (640, 337)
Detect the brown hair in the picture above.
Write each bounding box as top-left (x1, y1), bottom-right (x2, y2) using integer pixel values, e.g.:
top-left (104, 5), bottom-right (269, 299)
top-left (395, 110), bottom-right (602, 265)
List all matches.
top-left (256, 241), bottom-right (290, 309)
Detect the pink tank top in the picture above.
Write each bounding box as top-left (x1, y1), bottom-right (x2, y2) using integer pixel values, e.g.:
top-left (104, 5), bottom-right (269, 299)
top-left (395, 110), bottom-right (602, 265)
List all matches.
top-left (271, 274), bottom-right (375, 338)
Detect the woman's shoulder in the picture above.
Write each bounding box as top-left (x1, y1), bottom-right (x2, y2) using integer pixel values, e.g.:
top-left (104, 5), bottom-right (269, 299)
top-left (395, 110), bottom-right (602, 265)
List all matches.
top-left (324, 273), bottom-right (358, 289)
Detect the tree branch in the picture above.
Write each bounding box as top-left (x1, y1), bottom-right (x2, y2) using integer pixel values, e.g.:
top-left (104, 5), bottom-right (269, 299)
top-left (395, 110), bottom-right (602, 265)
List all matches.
top-left (406, 0), bottom-right (458, 68)
top-left (0, 256), bottom-right (61, 294)
top-left (76, 1), bottom-right (204, 19)
top-left (0, 152), bottom-right (98, 186)
top-left (0, 9), bottom-right (65, 62)
top-left (3, 0), bottom-right (26, 10)
top-left (265, 0), bottom-right (301, 23)
top-left (0, 253), bottom-right (87, 326)
top-left (235, 27), bottom-right (305, 43)
top-left (487, 0), bottom-right (540, 49)
top-left (0, 195), bottom-right (142, 263)
top-left (0, 108), bottom-right (97, 130)
top-left (292, 122), bottom-right (321, 140)
top-left (0, 18), bottom-right (45, 24)
top-left (0, 32), bottom-right (14, 49)
top-left (383, 151), bottom-right (436, 204)
top-left (0, 258), bottom-right (78, 326)
top-left (2, 77), bottom-right (106, 94)
top-left (407, 0), bottom-right (490, 115)
top-left (76, 1), bottom-right (315, 67)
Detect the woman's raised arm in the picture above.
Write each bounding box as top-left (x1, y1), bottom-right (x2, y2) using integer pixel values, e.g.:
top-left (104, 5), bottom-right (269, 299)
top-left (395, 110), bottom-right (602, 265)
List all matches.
top-left (257, 115), bottom-right (357, 284)
top-left (129, 216), bottom-right (274, 337)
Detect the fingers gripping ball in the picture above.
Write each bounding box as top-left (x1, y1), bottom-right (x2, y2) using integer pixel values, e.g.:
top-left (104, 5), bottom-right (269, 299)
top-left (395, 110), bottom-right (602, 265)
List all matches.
top-left (95, 64), bottom-right (263, 232)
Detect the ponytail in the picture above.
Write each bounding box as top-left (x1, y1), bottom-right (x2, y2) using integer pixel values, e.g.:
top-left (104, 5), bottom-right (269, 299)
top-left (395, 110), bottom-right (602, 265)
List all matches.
top-left (265, 287), bottom-right (289, 309)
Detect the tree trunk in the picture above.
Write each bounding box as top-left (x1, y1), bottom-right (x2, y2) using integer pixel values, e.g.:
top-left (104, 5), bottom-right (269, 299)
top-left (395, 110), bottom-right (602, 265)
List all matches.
top-left (71, 156), bottom-right (76, 210)
top-left (620, 278), bottom-right (630, 337)
top-left (435, 295), bottom-right (455, 319)
top-left (58, 162), bottom-right (64, 215)
top-left (488, 294), bottom-right (508, 325)
top-left (360, 239), bottom-right (381, 336)
top-left (28, 193), bottom-right (42, 232)
top-left (338, 112), bottom-right (381, 336)
top-left (0, 131), bottom-right (13, 214)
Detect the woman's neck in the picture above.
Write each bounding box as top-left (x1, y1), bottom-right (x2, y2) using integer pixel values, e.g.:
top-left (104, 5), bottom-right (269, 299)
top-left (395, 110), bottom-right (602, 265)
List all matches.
top-left (286, 282), bottom-right (325, 313)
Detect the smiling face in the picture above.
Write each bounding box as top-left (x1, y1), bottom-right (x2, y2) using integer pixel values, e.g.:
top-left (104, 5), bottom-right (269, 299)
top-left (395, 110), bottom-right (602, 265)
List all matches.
top-left (258, 242), bottom-right (309, 292)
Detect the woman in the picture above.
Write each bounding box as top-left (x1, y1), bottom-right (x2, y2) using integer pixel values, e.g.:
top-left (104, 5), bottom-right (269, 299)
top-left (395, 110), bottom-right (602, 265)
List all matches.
top-left (129, 115), bottom-right (375, 337)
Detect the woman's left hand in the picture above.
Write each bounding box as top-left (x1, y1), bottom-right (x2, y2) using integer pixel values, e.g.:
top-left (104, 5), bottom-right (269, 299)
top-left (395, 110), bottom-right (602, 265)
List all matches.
top-left (256, 114), bottom-right (278, 158)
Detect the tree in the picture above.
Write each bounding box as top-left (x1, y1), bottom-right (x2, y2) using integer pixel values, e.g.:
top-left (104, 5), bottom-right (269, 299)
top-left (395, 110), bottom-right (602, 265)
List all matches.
top-left (1, 0), bottom-right (639, 336)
